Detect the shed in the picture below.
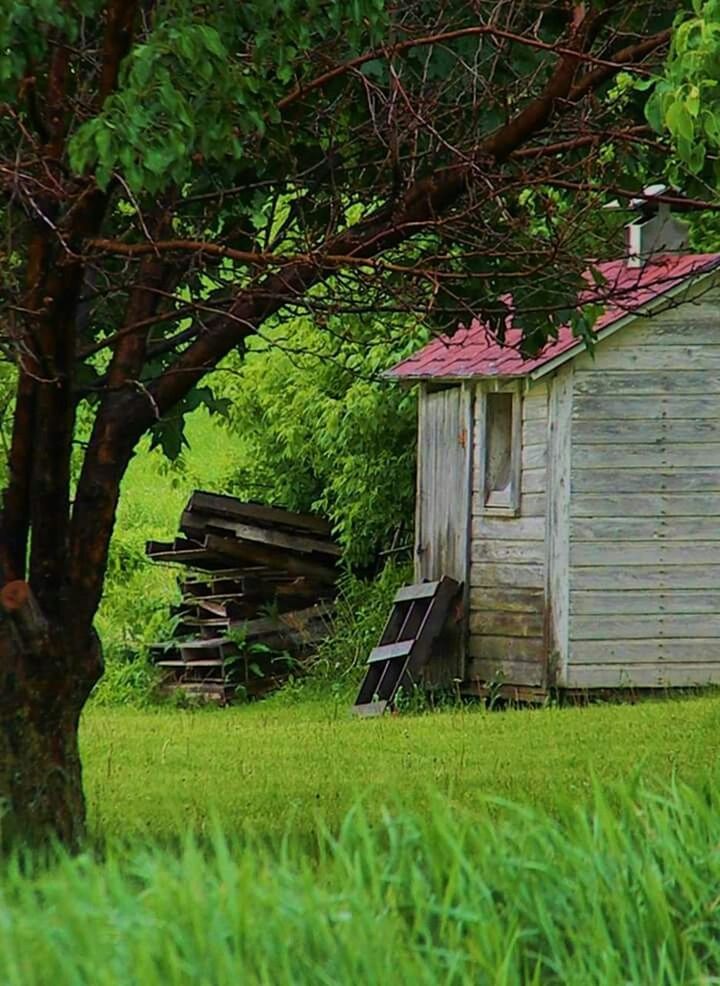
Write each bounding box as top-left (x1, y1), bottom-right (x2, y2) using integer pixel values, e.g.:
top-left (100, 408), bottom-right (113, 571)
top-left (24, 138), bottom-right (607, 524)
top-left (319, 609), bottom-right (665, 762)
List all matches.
top-left (389, 215), bottom-right (720, 696)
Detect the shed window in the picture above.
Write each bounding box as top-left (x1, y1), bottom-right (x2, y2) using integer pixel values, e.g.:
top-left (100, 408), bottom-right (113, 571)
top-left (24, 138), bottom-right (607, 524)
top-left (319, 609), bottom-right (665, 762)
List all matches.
top-left (484, 390), bottom-right (520, 513)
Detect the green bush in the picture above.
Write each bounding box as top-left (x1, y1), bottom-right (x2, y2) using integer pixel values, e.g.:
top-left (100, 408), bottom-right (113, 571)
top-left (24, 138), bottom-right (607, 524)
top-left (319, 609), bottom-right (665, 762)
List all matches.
top-left (5, 780), bottom-right (720, 983)
top-left (220, 313), bottom-right (427, 565)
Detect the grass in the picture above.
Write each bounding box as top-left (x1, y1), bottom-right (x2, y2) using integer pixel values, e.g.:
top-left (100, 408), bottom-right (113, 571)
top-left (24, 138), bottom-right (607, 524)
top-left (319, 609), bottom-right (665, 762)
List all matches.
top-left (3, 776), bottom-right (720, 984)
top-left (92, 410), bottom-right (244, 704)
top-left (81, 691), bottom-right (720, 842)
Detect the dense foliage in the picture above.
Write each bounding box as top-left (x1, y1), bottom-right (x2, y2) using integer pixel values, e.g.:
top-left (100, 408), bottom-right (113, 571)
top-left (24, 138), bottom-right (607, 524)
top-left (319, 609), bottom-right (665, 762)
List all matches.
top-left (221, 314), bottom-right (425, 564)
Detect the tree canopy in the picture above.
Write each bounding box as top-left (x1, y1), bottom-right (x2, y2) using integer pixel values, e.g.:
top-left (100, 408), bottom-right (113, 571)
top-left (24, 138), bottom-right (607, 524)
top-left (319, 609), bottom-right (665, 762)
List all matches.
top-left (0, 0), bottom-right (706, 846)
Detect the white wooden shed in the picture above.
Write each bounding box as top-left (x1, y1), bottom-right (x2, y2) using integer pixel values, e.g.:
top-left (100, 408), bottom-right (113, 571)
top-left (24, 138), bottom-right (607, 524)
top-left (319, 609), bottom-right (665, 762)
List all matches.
top-left (390, 232), bottom-right (720, 696)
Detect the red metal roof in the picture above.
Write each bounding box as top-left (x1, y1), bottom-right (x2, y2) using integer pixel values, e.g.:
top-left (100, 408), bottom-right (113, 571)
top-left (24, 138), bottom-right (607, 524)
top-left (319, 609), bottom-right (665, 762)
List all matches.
top-left (389, 253), bottom-right (720, 380)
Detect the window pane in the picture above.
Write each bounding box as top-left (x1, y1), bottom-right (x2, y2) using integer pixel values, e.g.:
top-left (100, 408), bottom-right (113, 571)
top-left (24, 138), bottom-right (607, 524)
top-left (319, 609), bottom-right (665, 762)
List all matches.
top-left (485, 392), bottom-right (513, 499)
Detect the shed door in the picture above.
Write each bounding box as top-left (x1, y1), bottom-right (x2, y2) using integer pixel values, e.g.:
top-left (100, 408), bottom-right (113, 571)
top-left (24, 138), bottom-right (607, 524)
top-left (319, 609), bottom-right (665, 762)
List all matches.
top-left (416, 384), bottom-right (473, 586)
top-left (415, 384), bottom-right (473, 683)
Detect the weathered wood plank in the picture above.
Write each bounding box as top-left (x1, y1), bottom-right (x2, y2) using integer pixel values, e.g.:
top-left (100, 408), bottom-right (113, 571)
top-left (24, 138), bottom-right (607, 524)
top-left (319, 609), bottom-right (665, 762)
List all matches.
top-left (523, 386), bottom-right (548, 420)
top-left (470, 586), bottom-right (545, 613)
top-left (573, 565), bottom-right (720, 590)
top-left (571, 589), bottom-right (720, 616)
top-left (572, 468), bottom-right (720, 494)
top-left (570, 516), bottom-right (720, 542)
top-left (466, 656), bottom-right (545, 686)
top-left (522, 443), bottom-right (546, 470)
top-left (203, 533), bottom-right (338, 583)
top-left (471, 562), bottom-right (545, 588)
top-left (471, 515), bottom-right (545, 541)
top-left (472, 540), bottom-right (545, 565)
top-left (574, 345), bottom-right (720, 371)
top-left (569, 638), bottom-right (720, 663)
top-left (565, 662), bottom-right (720, 689)
top-left (573, 418), bottom-right (720, 445)
top-left (470, 610), bottom-right (544, 637)
top-left (187, 491), bottom-right (332, 536)
top-left (416, 384), bottom-right (472, 589)
top-left (468, 634), bottom-right (546, 661)
top-left (546, 364), bottom-right (572, 682)
top-left (572, 492), bottom-right (720, 517)
top-left (574, 370), bottom-right (720, 397)
top-left (574, 443), bottom-right (720, 469)
top-left (572, 614), bottom-right (720, 640)
top-left (522, 419), bottom-right (546, 446)
top-left (573, 395), bottom-right (720, 420)
top-left (605, 310), bottom-right (720, 346)
top-left (182, 512), bottom-right (342, 557)
top-left (571, 540), bottom-right (720, 567)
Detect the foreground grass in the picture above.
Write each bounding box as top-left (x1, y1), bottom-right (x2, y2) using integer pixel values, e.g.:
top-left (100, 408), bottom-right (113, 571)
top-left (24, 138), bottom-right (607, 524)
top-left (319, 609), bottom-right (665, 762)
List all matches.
top-left (2, 780), bottom-right (720, 985)
top-left (82, 692), bottom-right (720, 841)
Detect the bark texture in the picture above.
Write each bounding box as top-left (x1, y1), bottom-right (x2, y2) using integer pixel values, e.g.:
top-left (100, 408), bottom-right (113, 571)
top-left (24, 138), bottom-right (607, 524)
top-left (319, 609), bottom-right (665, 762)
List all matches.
top-left (0, 584), bottom-right (102, 850)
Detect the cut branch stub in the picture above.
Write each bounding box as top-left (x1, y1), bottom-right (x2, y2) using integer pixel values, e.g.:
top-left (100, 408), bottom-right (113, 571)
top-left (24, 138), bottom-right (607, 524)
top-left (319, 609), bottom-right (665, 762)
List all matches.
top-left (0, 581), bottom-right (50, 656)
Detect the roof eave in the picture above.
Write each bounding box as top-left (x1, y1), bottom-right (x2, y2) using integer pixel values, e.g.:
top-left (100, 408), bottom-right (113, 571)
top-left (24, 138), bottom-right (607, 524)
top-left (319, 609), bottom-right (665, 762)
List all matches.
top-left (384, 371), bottom-right (528, 384)
top-left (529, 262), bottom-right (720, 382)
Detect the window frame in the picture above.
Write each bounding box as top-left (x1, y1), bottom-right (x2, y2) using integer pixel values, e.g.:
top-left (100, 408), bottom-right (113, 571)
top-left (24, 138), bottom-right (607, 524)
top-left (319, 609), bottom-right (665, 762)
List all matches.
top-left (479, 383), bottom-right (522, 517)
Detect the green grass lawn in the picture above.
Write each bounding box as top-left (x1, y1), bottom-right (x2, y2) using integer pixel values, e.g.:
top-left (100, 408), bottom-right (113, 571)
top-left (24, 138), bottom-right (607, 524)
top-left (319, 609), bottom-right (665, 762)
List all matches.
top-left (82, 691), bottom-right (720, 842)
top-left (0, 694), bottom-right (715, 985)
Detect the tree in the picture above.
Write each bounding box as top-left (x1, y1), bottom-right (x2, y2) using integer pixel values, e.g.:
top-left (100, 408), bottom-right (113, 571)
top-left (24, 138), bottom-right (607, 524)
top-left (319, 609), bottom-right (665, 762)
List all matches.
top-left (0, 0), bottom-right (684, 847)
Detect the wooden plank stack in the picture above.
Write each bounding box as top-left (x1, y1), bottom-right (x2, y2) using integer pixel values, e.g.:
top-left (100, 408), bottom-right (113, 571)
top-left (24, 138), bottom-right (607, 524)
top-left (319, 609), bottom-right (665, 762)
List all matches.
top-left (146, 491), bottom-right (340, 702)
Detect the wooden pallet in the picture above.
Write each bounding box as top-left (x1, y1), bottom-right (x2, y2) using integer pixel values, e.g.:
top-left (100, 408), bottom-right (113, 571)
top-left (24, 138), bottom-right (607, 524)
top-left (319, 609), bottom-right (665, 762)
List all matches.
top-left (352, 577), bottom-right (461, 716)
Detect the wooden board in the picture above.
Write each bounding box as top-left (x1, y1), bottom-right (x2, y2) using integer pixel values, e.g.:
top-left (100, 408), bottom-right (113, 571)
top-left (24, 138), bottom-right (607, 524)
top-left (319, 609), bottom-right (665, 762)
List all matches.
top-left (571, 589), bottom-right (720, 616)
top-left (573, 395), bottom-right (720, 420)
top-left (573, 443), bottom-right (720, 469)
top-left (470, 586), bottom-right (545, 613)
top-left (471, 540), bottom-right (545, 565)
top-left (574, 370), bottom-right (720, 396)
top-left (570, 637), bottom-right (720, 663)
top-left (470, 562), bottom-right (545, 589)
top-left (570, 516), bottom-right (720, 542)
top-left (415, 384), bottom-right (472, 584)
top-left (521, 444), bottom-right (546, 470)
top-left (572, 614), bottom-right (720, 640)
top-left (186, 491), bottom-right (331, 536)
top-left (572, 565), bottom-right (720, 591)
top-left (571, 540), bottom-right (720, 567)
top-left (573, 417), bottom-right (720, 445)
top-left (203, 533), bottom-right (338, 584)
top-left (565, 662), bottom-right (720, 689)
top-left (574, 344), bottom-right (720, 371)
top-left (466, 657), bottom-right (545, 687)
top-left (468, 634), bottom-right (545, 661)
top-left (545, 364), bottom-right (572, 681)
top-left (469, 610), bottom-right (544, 637)
top-left (572, 492), bottom-right (720, 518)
top-left (415, 385), bottom-right (473, 682)
top-left (182, 511), bottom-right (341, 558)
top-left (572, 468), bottom-right (720, 494)
top-left (145, 541), bottom-right (233, 570)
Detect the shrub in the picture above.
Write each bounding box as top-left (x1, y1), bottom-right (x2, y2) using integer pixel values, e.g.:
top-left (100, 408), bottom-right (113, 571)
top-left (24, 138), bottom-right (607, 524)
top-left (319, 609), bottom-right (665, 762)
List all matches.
top-left (220, 313), bottom-right (427, 566)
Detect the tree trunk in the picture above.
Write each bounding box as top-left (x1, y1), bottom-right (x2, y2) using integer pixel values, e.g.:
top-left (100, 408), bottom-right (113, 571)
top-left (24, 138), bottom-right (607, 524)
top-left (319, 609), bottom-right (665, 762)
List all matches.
top-left (0, 583), bottom-right (102, 852)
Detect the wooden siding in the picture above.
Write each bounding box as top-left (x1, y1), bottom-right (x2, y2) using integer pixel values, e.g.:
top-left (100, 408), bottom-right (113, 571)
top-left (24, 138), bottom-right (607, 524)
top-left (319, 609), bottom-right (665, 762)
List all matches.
top-left (545, 364), bottom-right (572, 685)
top-left (415, 383), bottom-right (473, 682)
top-left (468, 382), bottom-right (549, 686)
top-left (567, 299), bottom-right (720, 689)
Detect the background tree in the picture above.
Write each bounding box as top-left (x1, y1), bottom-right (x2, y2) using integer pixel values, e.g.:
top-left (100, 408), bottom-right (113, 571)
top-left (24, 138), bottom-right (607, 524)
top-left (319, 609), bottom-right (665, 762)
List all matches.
top-left (0, 0), bottom-right (688, 846)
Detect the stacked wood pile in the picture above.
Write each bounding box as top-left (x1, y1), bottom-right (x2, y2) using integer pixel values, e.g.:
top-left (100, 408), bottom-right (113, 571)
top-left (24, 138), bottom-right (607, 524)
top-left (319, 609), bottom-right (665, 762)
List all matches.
top-left (146, 491), bottom-right (340, 702)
